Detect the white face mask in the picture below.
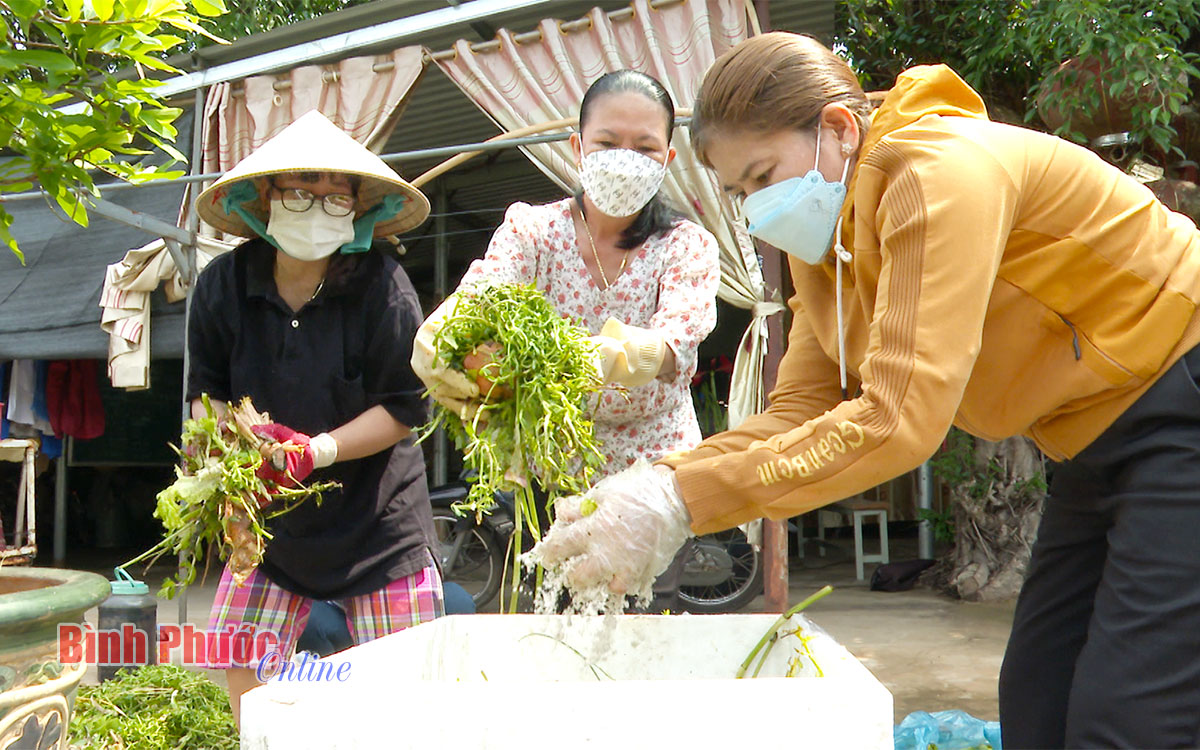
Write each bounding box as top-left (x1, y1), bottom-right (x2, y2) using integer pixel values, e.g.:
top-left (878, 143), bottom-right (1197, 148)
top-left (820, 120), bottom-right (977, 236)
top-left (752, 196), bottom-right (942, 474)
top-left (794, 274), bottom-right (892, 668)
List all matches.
top-left (579, 148), bottom-right (668, 218)
top-left (266, 200), bottom-right (356, 261)
top-left (741, 127), bottom-right (850, 264)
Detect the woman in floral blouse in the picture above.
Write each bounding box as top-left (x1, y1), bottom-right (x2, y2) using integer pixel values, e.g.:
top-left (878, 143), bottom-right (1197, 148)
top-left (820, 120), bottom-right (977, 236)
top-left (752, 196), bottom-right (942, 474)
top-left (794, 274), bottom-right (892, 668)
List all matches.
top-left (412, 70), bottom-right (720, 609)
top-left (415, 69), bottom-right (721, 478)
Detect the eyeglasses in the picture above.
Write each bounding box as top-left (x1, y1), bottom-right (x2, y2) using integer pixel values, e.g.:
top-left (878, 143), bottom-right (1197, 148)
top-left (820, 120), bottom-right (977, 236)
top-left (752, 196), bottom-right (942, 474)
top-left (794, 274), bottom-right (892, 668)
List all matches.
top-left (272, 185), bottom-right (357, 217)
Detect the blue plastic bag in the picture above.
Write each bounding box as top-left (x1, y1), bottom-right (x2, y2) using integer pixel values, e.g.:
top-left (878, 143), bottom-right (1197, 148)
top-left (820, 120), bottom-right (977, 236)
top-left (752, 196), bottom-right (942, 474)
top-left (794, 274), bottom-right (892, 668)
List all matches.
top-left (894, 710), bottom-right (1003, 750)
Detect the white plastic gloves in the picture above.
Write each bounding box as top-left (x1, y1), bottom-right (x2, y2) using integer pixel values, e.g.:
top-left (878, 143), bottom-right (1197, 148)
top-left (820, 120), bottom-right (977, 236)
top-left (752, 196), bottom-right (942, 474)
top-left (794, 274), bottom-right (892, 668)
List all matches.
top-left (590, 318), bottom-right (668, 388)
top-left (531, 461), bottom-right (694, 597)
top-left (307, 432), bottom-right (338, 469)
top-left (410, 294), bottom-right (487, 422)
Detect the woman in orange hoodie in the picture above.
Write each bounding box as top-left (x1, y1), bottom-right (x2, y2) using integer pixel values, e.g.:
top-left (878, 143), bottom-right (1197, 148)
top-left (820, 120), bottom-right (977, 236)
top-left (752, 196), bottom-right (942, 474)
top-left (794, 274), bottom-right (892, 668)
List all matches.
top-left (536, 32), bottom-right (1200, 749)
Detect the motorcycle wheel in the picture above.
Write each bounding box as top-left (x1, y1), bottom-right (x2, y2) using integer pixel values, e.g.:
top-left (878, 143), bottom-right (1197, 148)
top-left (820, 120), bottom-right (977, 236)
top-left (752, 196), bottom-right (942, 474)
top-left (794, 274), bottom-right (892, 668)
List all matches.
top-left (677, 527), bottom-right (764, 614)
top-left (431, 508), bottom-right (504, 610)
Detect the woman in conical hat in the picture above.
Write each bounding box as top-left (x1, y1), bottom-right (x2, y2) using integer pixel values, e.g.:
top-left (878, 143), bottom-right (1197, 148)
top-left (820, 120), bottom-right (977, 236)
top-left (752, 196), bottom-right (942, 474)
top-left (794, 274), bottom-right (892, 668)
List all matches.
top-left (192, 110), bottom-right (441, 727)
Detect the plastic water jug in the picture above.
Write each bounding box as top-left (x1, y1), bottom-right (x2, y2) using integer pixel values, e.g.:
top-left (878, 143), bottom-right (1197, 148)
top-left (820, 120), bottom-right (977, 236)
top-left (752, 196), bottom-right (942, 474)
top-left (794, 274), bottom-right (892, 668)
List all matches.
top-left (97, 567), bottom-right (157, 681)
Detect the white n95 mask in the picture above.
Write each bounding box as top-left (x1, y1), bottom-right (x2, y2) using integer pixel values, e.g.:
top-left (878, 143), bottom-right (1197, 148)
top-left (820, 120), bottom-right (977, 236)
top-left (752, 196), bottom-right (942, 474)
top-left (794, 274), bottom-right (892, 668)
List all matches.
top-left (266, 200), bottom-right (356, 261)
top-left (579, 148), bottom-right (668, 218)
top-left (741, 128), bottom-right (850, 265)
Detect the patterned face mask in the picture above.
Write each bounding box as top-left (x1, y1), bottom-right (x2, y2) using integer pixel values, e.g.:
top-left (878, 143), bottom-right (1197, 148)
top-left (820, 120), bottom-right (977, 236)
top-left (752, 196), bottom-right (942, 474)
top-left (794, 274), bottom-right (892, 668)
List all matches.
top-left (579, 148), bottom-right (668, 218)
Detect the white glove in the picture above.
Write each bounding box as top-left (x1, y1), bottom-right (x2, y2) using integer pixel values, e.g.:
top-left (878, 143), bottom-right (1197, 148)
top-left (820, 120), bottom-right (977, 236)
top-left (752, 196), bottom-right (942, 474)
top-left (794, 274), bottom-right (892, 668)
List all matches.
top-left (410, 294), bottom-right (488, 422)
top-left (589, 318), bottom-right (668, 388)
top-left (531, 461), bottom-right (693, 598)
top-left (307, 432), bottom-right (338, 469)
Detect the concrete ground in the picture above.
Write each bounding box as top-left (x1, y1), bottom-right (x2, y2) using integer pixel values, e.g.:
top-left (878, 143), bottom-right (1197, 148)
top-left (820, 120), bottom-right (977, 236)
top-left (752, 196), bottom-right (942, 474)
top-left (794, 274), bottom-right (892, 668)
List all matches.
top-left (68, 530), bottom-right (1013, 725)
top-left (748, 534), bottom-right (1013, 723)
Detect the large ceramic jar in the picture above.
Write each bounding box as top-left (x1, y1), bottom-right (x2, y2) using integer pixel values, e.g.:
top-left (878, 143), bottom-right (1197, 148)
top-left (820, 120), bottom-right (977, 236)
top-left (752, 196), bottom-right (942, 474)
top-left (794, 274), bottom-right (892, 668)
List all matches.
top-left (0, 567), bottom-right (109, 750)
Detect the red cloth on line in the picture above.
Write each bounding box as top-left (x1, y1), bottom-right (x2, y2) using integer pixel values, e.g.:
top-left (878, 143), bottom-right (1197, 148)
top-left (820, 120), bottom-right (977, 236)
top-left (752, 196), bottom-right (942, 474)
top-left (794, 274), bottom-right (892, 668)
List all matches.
top-left (46, 360), bottom-right (106, 440)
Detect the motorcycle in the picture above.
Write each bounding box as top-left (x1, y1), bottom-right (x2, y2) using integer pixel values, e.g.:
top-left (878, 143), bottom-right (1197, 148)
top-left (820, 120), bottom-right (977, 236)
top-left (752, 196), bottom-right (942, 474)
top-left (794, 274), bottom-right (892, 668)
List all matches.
top-left (430, 478), bottom-right (763, 613)
top-left (677, 524), bottom-right (764, 614)
top-left (429, 479), bottom-right (514, 610)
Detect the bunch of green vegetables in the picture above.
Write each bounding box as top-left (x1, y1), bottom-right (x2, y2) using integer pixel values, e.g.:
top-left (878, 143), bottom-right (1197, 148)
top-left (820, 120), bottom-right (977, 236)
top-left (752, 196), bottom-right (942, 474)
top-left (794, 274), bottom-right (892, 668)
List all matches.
top-left (124, 395), bottom-right (336, 598)
top-left (70, 664), bottom-right (237, 750)
top-left (418, 283), bottom-right (607, 609)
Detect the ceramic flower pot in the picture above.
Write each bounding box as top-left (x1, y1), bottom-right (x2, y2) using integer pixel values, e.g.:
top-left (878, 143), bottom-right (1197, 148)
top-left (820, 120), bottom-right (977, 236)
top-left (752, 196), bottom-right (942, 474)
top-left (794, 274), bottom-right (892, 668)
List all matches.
top-left (0, 567), bottom-right (110, 750)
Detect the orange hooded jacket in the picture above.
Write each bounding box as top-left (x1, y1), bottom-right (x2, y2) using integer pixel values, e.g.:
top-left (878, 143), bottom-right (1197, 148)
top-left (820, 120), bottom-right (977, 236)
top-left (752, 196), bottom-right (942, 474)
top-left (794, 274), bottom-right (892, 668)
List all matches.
top-left (662, 65), bottom-right (1200, 534)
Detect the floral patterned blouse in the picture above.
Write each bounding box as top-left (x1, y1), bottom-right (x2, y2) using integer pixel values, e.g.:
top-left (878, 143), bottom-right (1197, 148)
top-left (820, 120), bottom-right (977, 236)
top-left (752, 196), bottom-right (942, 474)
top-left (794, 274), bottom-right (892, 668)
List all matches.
top-left (458, 198), bottom-right (721, 479)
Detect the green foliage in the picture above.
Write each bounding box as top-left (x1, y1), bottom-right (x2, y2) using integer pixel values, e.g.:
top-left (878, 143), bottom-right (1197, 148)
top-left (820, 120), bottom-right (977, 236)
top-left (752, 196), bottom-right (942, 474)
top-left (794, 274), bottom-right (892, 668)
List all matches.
top-left (928, 427), bottom-right (976, 489)
top-left (0, 0), bottom-right (229, 260)
top-left (1013, 473), bottom-right (1049, 497)
top-left (916, 507), bottom-right (956, 545)
top-left (416, 284), bottom-right (607, 610)
top-left (928, 426), bottom-right (1047, 550)
top-left (930, 428), bottom-right (1008, 502)
top-left (186, 0), bottom-right (373, 50)
top-left (1024, 0), bottom-right (1200, 158)
top-left (692, 369), bottom-right (728, 437)
top-left (838, 0), bottom-right (1042, 106)
top-left (70, 664), bottom-right (237, 750)
top-left (836, 0), bottom-right (1200, 160)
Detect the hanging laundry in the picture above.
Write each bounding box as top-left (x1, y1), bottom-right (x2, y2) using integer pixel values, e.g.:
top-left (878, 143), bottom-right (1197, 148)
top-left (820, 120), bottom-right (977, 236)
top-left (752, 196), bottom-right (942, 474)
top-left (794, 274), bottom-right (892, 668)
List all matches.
top-left (32, 360), bottom-right (51, 427)
top-left (7, 360), bottom-right (64, 458)
top-left (100, 236), bottom-right (233, 389)
top-left (46, 360), bottom-right (106, 440)
top-left (33, 360), bottom-right (62, 458)
top-left (7, 360), bottom-right (53, 434)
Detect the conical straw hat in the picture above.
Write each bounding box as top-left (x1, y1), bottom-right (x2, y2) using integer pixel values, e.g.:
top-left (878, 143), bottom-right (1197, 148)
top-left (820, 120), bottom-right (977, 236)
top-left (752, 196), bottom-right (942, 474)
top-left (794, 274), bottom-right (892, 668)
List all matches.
top-left (196, 110), bottom-right (430, 238)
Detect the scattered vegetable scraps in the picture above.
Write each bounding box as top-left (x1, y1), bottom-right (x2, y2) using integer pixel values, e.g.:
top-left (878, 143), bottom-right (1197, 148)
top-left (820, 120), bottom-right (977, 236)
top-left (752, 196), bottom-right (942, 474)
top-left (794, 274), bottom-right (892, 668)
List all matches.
top-left (70, 664), bottom-right (237, 750)
top-left (124, 395), bottom-right (337, 598)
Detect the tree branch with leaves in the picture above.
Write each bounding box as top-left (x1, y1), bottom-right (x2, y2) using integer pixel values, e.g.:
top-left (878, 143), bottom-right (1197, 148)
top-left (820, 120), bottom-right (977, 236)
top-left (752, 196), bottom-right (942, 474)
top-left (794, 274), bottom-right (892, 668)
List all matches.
top-left (0, 0), bottom-right (228, 260)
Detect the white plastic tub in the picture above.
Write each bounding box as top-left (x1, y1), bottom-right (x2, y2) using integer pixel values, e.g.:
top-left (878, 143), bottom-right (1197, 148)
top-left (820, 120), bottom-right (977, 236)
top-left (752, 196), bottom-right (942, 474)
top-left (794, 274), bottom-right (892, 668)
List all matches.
top-left (240, 613), bottom-right (893, 749)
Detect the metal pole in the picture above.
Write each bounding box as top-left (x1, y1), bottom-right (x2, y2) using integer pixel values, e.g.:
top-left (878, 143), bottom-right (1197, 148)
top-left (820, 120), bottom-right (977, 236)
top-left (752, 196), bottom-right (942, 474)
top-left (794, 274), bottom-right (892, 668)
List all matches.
top-left (748, 0), bottom-right (788, 614)
top-left (0, 131), bottom-right (585, 202)
top-left (178, 84), bottom-right (206, 628)
top-left (432, 183), bottom-right (449, 487)
top-left (0, 124), bottom-right (685, 204)
top-left (917, 461), bottom-right (934, 559)
top-left (54, 439), bottom-right (68, 563)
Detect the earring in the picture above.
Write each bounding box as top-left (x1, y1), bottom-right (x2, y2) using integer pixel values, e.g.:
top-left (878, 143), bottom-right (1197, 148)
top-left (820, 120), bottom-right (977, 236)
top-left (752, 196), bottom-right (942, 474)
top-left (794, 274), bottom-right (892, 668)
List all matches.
top-left (841, 142), bottom-right (854, 156)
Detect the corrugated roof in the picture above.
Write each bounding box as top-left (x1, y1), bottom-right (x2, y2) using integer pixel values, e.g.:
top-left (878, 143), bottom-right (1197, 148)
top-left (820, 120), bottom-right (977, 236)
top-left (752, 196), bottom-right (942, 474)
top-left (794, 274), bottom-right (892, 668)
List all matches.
top-left (766, 0), bottom-right (836, 42)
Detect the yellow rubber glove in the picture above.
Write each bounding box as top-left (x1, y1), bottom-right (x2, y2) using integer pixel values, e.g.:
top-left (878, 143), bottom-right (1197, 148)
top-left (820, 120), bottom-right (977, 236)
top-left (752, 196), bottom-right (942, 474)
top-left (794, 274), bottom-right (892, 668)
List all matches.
top-left (590, 318), bottom-right (668, 388)
top-left (411, 294), bottom-right (489, 423)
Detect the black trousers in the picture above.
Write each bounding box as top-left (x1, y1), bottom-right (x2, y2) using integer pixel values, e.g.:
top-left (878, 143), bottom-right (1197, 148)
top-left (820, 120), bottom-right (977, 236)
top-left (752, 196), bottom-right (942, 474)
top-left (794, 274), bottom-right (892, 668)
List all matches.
top-left (999, 347), bottom-right (1200, 749)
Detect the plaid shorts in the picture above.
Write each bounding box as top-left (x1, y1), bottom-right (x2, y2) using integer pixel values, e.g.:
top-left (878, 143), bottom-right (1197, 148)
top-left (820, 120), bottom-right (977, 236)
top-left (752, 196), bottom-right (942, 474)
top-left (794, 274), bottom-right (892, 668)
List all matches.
top-left (203, 553), bottom-right (444, 669)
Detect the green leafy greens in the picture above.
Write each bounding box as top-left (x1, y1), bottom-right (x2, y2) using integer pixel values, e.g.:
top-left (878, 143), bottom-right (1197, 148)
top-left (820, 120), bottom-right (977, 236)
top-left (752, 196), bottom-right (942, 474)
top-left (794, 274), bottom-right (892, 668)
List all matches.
top-left (124, 395), bottom-right (336, 598)
top-left (70, 664), bottom-right (237, 750)
top-left (417, 284), bottom-right (607, 610)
